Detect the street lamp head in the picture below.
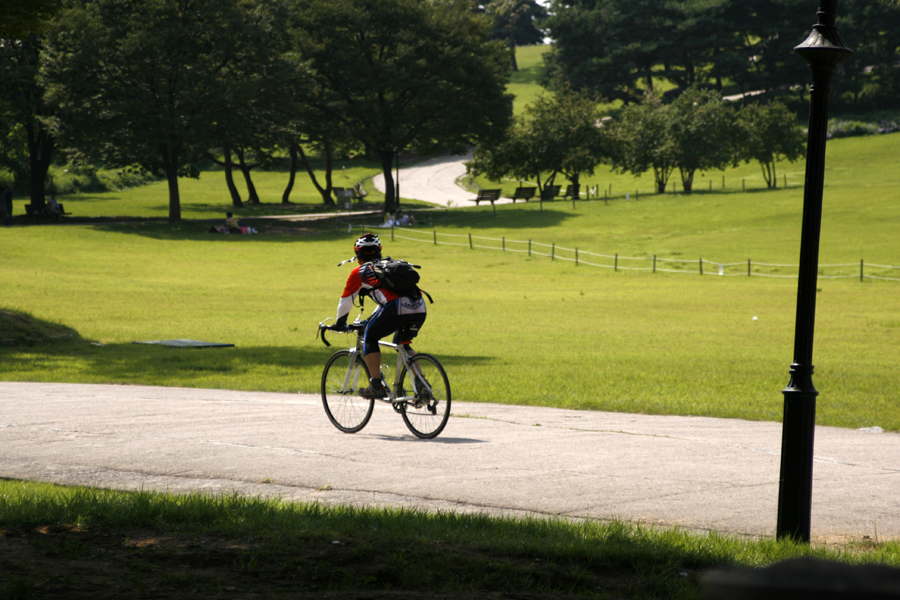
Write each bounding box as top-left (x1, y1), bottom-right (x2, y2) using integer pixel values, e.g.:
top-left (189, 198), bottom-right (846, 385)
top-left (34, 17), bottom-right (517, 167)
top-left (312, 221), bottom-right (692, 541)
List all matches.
top-left (794, 0), bottom-right (854, 70)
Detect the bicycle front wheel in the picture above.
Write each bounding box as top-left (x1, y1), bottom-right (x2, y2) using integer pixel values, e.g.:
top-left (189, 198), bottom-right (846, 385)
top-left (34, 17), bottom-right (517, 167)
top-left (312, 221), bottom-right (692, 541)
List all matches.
top-left (321, 350), bottom-right (373, 434)
top-left (398, 353), bottom-right (451, 439)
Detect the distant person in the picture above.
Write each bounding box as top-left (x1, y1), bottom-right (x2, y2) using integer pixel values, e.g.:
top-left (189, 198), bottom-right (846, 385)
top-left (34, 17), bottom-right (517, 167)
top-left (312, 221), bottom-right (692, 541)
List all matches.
top-left (396, 210), bottom-right (415, 226)
top-left (225, 212), bottom-right (242, 233)
top-left (1, 184), bottom-right (11, 225)
top-left (47, 194), bottom-right (63, 217)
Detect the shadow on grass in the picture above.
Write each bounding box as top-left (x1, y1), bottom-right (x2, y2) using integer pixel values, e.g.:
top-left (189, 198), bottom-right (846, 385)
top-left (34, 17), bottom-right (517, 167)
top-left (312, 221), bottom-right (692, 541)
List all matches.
top-left (0, 337), bottom-right (493, 392)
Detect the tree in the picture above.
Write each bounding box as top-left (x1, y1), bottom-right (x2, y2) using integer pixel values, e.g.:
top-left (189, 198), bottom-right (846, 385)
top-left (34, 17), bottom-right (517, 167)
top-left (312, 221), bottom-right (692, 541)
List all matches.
top-left (480, 0), bottom-right (547, 71)
top-left (542, 0), bottom-right (740, 103)
top-left (0, 0), bottom-right (59, 38)
top-left (607, 93), bottom-right (677, 194)
top-left (0, 35), bottom-right (57, 206)
top-left (41, 0), bottom-right (288, 222)
top-left (292, 0), bottom-right (513, 214)
top-left (738, 101), bottom-right (805, 189)
top-left (469, 90), bottom-right (608, 196)
top-left (667, 88), bottom-right (742, 193)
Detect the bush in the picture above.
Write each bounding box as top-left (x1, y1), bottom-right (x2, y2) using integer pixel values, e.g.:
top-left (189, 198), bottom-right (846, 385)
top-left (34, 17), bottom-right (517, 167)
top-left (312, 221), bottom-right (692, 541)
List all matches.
top-left (48, 165), bottom-right (161, 195)
top-left (826, 113), bottom-right (900, 139)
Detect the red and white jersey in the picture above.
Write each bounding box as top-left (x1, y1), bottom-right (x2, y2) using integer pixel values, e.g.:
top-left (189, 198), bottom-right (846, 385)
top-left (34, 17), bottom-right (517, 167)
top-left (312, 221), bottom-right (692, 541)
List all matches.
top-left (336, 264), bottom-right (400, 322)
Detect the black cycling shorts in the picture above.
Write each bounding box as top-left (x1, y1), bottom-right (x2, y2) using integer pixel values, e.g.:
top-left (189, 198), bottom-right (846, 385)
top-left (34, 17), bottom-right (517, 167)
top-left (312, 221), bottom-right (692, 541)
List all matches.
top-left (362, 297), bottom-right (426, 355)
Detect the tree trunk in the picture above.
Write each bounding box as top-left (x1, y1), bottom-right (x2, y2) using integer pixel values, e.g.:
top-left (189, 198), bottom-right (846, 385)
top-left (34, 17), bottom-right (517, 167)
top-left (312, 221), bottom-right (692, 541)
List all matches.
top-left (379, 151), bottom-right (396, 214)
top-left (680, 168), bottom-right (695, 194)
top-left (282, 144), bottom-right (298, 204)
top-left (161, 146), bottom-right (181, 222)
top-left (26, 120), bottom-right (55, 207)
top-left (222, 145), bottom-right (242, 207)
top-left (508, 35), bottom-right (518, 72)
top-left (234, 147), bottom-right (260, 204)
top-left (297, 143), bottom-right (335, 206)
top-left (568, 173), bottom-right (581, 199)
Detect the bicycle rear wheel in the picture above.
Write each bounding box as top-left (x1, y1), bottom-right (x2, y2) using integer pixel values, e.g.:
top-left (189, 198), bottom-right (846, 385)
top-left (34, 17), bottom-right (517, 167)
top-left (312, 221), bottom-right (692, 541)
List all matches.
top-left (321, 350), bottom-right (373, 433)
top-left (397, 353), bottom-right (451, 439)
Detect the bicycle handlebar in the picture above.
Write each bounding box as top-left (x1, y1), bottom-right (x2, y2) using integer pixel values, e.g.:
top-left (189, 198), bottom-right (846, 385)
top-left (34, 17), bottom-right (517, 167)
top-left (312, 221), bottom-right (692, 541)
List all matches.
top-left (317, 320), bottom-right (366, 347)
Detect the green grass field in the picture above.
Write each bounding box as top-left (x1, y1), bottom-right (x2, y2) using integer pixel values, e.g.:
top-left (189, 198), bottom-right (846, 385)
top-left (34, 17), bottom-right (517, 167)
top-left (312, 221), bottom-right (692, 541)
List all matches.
top-left (3, 132), bottom-right (899, 431)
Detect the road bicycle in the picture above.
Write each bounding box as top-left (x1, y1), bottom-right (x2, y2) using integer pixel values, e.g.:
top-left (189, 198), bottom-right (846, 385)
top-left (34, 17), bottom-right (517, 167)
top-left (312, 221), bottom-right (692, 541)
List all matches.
top-left (317, 316), bottom-right (451, 439)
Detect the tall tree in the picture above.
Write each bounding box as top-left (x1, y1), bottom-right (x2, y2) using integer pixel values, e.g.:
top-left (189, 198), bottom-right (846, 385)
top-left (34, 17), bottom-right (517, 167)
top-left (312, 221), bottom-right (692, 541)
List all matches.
top-left (607, 93), bottom-right (677, 193)
top-left (0, 0), bottom-right (59, 38)
top-left (481, 0), bottom-right (547, 71)
top-left (667, 88), bottom-right (742, 193)
top-left (292, 0), bottom-right (513, 214)
top-left (738, 101), bottom-right (805, 189)
top-left (468, 90), bottom-right (609, 195)
top-left (41, 0), bottom-right (287, 222)
top-left (0, 35), bottom-right (56, 206)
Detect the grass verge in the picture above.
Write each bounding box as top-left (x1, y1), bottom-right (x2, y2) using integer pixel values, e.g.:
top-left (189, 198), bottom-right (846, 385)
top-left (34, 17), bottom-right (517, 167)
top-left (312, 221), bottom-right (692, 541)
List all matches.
top-left (2, 479), bottom-right (899, 599)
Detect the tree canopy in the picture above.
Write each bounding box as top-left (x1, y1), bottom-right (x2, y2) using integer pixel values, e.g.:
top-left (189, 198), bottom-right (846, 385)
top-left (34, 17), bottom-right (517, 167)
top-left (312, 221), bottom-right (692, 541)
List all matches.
top-left (468, 90), bottom-right (609, 195)
top-left (292, 0), bottom-right (513, 214)
top-left (41, 0), bottom-right (291, 222)
top-left (542, 0), bottom-right (900, 109)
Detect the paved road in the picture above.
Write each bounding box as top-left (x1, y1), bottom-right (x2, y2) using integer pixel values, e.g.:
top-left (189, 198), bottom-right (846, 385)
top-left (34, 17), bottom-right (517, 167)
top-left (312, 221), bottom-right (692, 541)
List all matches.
top-left (2, 382), bottom-right (898, 541)
top-left (373, 151), bottom-right (521, 207)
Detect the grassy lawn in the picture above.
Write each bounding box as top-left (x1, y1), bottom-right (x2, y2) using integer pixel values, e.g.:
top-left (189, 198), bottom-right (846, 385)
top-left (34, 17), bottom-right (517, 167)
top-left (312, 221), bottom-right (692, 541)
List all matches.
top-left (2, 132), bottom-right (900, 431)
top-left (2, 479), bottom-right (898, 599)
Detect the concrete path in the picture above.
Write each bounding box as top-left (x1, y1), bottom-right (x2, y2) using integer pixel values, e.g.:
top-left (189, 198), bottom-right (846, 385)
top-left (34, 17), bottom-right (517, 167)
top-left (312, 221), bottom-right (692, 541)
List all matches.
top-left (2, 382), bottom-right (898, 542)
top-left (373, 150), bottom-right (520, 208)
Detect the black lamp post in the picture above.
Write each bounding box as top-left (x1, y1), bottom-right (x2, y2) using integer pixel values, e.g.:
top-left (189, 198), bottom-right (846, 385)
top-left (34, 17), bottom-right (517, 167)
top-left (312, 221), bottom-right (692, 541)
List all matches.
top-left (776, 0), bottom-right (852, 542)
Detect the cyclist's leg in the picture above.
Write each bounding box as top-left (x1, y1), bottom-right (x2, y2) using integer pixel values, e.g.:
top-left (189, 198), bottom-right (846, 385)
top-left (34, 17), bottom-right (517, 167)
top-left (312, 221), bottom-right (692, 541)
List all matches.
top-left (362, 301), bottom-right (399, 387)
top-left (393, 314), bottom-right (426, 376)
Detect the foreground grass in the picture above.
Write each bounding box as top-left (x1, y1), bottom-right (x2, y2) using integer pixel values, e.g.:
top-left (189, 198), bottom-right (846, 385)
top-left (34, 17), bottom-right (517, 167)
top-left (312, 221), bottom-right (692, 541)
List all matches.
top-left (2, 480), bottom-right (898, 599)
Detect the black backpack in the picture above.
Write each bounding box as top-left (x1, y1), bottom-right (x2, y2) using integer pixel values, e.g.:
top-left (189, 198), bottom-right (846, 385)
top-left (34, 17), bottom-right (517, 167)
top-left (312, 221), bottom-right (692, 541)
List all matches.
top-left (370, 258), bottom-right (420, 292)
top-left (368, 258), bottom-right (433, 303)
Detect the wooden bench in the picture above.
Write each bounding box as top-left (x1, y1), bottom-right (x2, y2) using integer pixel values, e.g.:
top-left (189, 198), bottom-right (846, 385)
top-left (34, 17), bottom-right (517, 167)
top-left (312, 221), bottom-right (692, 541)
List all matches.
top-left (539, 185), bottom-right (561, 202)
top-left (510, 187), bottom-right (536, 203)
top-left (473, 189), bottom-right (502, 206)
top-left (25, 202), bottom-right (68, 221)
top-left (563, 184), bottom-right (581, 200)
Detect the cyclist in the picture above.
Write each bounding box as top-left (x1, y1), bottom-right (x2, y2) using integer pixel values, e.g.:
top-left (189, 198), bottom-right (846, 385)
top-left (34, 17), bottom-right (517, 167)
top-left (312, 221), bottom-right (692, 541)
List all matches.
top-left (333, 233), bottom-right (427, 399)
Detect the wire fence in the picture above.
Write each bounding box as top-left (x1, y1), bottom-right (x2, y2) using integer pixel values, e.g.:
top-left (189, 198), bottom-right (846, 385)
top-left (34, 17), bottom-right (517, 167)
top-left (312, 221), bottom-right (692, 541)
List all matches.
top-left (341, 222), bottom-right (900, 282)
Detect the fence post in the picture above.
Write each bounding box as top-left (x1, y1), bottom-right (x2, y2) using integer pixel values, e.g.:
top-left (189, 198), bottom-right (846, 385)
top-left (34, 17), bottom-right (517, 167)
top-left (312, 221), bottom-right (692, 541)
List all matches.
top-left (653, 255), bottom-right (656, 273)
top-left (391, 224), bottom-right (395, 241)
top-left (433, 230), bottom-right (437, 245)
top-left (469, 233), bottom-right (473, 249)
top-left (742, 178), bottom-right (746, 192)
top-left (860, 259), bottom-right (864, 282)
top-left (575, 248), bottom-right (579, 266)
top-left (551, 243), bottom-right (555, 260)
top-left (709, 180), bottom-right (712, 192)
top-left (528, 240), bottom-right (532, 257)
top-left (615, 253), bottom-right (618, 272)
top-left (748, 259), bottom-right (752, 277)
top-left (722, 175), bottom-right (725, 189)
top-left (784, 174), bottom-right (787, 188)
top-left (699, 258), bottom-right (703, 275)
top-left (502, 236), bottom-right (505, 252)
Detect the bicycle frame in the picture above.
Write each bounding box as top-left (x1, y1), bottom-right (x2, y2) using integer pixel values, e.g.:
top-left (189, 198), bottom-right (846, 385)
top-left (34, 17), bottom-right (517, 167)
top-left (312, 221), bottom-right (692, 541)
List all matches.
top-left (318, 310), bottom-right (450, 438)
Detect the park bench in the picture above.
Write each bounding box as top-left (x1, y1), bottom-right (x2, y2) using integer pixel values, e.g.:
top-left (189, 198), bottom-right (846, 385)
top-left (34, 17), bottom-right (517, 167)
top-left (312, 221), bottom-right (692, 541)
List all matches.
top-left (472, 189), bottom-right (502, 206)
top-left (539, 185), bottom-right (561, 202)
top-left (510, 187), bottom-right (536, 203)
top-left (333, 187), bottom-right (353, 209)
top-left (563, 184), bottom-right (581, 200)
top-left (25, 202), bottom-right (68, 222)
